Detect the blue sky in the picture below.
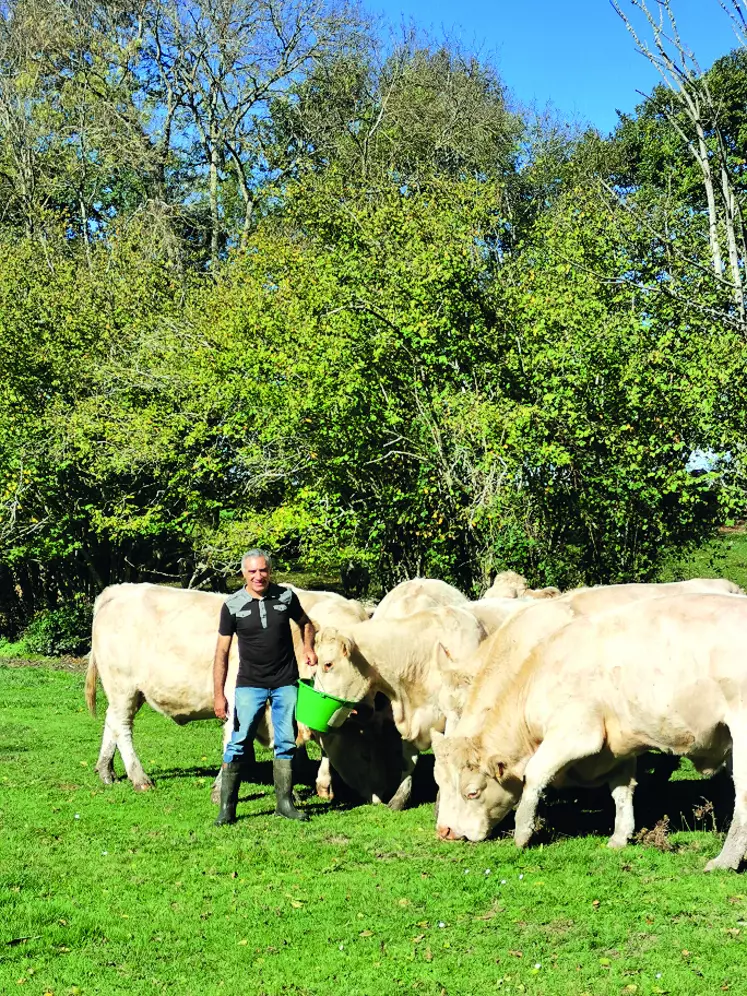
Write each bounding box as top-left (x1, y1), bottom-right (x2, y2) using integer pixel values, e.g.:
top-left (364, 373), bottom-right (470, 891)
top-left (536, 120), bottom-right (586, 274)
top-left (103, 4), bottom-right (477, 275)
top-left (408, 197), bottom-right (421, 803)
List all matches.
top-left (372, 0), bottom-right (741, 134)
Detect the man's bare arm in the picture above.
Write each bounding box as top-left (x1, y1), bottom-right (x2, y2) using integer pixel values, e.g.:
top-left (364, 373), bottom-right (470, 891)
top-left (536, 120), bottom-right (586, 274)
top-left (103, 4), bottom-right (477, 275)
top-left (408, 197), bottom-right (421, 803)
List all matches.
top-left (297, 613), bottom-right (318, 669)
top-left (213, 634), bottom-right (233, 720)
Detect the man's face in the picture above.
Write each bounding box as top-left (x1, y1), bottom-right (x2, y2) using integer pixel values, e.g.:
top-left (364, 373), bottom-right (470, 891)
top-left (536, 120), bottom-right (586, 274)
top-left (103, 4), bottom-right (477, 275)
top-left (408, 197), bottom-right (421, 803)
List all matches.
top-left (242, 556), bottom-right (271, 597)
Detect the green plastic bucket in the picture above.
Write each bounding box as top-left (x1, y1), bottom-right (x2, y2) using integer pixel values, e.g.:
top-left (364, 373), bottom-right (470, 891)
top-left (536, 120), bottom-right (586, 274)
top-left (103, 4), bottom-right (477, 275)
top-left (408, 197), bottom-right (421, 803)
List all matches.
top-left (296, 679), bottom-right (358, 733)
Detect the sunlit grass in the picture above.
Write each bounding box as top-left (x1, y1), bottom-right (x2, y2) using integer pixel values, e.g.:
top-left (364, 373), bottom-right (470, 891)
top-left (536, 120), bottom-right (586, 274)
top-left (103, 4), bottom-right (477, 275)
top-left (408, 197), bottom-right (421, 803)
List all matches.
top-left (2, 664), bottom-right (747, 996)
top-left (660, 529), bottom-right (747, 590)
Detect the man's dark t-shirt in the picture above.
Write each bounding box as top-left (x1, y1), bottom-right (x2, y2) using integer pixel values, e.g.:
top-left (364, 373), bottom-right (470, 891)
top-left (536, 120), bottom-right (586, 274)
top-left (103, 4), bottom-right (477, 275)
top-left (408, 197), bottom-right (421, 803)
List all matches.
top-left (219, 583), bottom-right (304, 689)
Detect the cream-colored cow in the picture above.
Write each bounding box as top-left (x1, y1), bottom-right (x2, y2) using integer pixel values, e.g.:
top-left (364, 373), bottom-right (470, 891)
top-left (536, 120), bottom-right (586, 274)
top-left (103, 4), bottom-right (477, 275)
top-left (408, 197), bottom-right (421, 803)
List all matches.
top-left (313, 605), bottom-right (486, 809)
top-left (483, 571), bottom-right (560, 600)
top-left (443, 578), bottom-right (747, 723)
top-left (372, 578), bottom-right (469, 621)
top-left (434, 591), bottom-right (747, 871)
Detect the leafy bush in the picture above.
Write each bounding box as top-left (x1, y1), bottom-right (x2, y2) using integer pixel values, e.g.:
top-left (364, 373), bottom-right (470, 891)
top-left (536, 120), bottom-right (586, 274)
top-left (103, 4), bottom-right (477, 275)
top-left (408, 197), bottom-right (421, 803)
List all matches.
top-left (21, 596), bottom-right (93, 657)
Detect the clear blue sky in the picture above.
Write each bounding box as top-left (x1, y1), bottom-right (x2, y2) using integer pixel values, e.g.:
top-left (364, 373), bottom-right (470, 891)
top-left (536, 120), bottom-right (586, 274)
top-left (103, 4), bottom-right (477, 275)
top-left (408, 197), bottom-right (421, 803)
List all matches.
top-left (371, 0), bottom-right (740, 134)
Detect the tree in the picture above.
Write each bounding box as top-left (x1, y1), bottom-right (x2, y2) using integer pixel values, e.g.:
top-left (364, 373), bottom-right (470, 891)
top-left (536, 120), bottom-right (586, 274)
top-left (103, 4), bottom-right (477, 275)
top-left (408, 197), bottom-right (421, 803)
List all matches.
top-left (612, 0), bottom-right (747, 328)
top-left (138, 0), bottom-right (363, 264)
top-left (267, 37), bottom-right (523, 192)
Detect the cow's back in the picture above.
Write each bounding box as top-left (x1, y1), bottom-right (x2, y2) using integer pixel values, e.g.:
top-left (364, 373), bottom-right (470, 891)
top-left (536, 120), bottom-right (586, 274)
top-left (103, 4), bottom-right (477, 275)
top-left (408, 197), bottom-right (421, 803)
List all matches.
top-left (523, 592), bottom-right (747, 755)
top-left (455, 599), bottom-right (577, 737)
top-left (374, 579), bottom-right (468, 621)
top-left (91, 583), bottom-right (232, 721)
top-left (560, 578), bottom-right (743, 615)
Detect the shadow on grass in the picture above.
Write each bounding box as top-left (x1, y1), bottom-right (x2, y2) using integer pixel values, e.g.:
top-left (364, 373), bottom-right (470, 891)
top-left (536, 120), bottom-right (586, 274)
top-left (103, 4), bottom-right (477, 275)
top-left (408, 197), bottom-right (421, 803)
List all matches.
top-left (155, 764), bottom-right (221, 780)
top-left (154, 755), bottom-right (378, 811)
top-left (535, 755), bottom-right (735, 844)
top-left (140, 750), bottom-right (736, 841)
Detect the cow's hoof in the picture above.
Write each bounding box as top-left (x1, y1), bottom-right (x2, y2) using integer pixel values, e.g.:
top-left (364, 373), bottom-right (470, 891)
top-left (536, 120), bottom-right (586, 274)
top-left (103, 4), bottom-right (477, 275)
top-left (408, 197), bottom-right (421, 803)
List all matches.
top-left (133, 780), bottom-right (153, 792)
top-left (704, 856), bottom-right (739, 873)
top-left (513, 827), bottom-right (532, 849)
top-left (607, 836), bottom-right (629, 850)
top-left (316, 784), bottom-right (334, 801)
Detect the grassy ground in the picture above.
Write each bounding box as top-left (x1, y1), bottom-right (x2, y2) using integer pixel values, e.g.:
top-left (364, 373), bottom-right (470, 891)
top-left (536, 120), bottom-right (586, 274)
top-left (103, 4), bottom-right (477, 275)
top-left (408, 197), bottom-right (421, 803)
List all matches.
top-left (4, 535), bottom-right (747, 996)
top-left (659, 530), bottom-right (747, 591)
top-left (2, 663), bottom-right (747, 996)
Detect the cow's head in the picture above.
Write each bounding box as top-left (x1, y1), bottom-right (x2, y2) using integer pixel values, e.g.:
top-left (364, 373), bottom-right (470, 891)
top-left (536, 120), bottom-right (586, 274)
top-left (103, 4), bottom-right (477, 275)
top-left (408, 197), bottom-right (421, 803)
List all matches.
top-left (313, 626), bottom-right (373, 703)
top-left (432, 730), bottom-right (523, 842)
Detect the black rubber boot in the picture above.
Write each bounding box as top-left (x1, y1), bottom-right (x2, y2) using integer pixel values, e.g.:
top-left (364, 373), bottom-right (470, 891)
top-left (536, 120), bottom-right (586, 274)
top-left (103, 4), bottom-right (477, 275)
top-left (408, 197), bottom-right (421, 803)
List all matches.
top-left (239, 741), bottom-right (257, 784)
top-left (273, 758), bottom-right (309, 821)
top-left (215, 760), bottom-right (242, 826)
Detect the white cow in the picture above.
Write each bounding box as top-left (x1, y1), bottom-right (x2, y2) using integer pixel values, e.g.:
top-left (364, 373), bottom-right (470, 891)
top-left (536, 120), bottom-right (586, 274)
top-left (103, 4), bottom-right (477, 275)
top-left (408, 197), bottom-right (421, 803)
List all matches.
top-left (313, 605), bottom-right (487, 809)
top-left (372, 578), bottom-right (469, 620)
top-left (444, 578), bottom-right (747, 724)
top-left (483, 571), bottom-right (560, 600)
top-left (433, 591), bottom-right (747, 871)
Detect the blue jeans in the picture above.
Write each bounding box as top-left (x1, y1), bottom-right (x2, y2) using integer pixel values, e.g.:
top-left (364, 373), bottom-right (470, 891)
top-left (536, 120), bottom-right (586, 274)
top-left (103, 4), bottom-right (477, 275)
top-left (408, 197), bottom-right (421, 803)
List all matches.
top-left (223, 683), bottom-right (298, 763)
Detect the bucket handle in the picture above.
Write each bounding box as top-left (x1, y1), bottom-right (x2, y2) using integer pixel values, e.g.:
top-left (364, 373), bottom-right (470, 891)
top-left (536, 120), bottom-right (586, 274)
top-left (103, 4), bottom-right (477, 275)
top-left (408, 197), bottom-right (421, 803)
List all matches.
top-left (305, 671), bottom-right (353, 709)
top-left (308, 670), bottom-right (332, 697)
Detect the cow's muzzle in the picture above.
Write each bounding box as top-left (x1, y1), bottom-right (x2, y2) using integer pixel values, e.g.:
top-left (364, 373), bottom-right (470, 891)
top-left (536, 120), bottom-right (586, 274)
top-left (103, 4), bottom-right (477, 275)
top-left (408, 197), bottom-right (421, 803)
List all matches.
top-left (437, 825), bottom-right (466, 841)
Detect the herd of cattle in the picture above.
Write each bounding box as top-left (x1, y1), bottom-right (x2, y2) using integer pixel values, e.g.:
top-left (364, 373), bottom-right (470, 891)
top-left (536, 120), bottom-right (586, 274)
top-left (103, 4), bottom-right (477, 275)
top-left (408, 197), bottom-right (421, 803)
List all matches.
top-left (86, 571), bottom-right (747, 871)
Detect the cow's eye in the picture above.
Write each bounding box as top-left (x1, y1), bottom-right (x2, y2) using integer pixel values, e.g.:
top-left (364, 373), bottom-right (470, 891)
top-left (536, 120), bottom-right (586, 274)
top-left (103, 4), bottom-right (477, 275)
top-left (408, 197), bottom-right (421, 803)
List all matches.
top-left (323, 661), bottom-right (334, 672)
top-left (465, 788), bottom-right (481, 800)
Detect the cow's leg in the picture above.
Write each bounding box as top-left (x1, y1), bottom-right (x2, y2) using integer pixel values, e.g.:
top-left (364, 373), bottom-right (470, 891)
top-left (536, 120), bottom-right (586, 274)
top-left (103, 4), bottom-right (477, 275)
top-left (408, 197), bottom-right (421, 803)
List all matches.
top-left (315, 754), bottom-right (334, 801)
top-left (100, 692), bottom-right (151, 790)
top-left (387, 740), bottom-right (419, 811)
top-left (94, 712), bottom-right (118, 785)
top-left (514, 719), bottom-right (605, 848)
top-left (607, 759), bottom-right (638, 849)
top-left (706, 720), bottom-right (747, 872)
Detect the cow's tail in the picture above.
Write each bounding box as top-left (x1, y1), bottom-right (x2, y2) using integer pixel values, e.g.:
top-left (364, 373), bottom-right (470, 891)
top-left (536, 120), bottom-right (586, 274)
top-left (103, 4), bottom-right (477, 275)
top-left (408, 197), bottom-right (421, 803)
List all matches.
top-left (85, 650), bottom-right (98, 716)
top-left (86, 586), bottom-right (114, 717)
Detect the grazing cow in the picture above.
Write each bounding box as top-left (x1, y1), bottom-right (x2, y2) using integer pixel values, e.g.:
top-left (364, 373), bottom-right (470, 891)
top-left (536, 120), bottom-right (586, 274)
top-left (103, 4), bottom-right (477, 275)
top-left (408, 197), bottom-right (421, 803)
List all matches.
top-left (85, 582), bottom-right (370, 795)
top-left (444, 578), bottom-right (747, 723)
top-left (433, 591), bottom-right (747, 871)
top-left (313, 606), bottom-right (486, 809)
top-left (433, 577), bottom-right (746, 837)
top-left (372, 578), bottom-right (468, 621)
top-left (483, 571), bottom-right (561, 601)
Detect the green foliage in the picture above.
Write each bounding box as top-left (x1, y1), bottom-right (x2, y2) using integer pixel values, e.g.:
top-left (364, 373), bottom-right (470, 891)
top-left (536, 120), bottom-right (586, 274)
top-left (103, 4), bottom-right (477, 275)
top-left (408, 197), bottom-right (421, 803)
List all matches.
top-left (1, 5), bottom-right (747, 603)
top-left (20, 595), bottom-right (92, 657)
top-left (481, 180), bottom-right (731, 585)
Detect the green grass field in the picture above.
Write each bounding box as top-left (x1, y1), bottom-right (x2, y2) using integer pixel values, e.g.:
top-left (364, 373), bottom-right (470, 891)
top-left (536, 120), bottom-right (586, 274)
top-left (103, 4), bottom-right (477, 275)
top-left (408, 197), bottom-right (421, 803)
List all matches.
top-left (659, 530), bottom-right (747, 592)
top-left (4, 535), bottom-right (747, 996)
top-left (2, 662), bottom-right (747, 996)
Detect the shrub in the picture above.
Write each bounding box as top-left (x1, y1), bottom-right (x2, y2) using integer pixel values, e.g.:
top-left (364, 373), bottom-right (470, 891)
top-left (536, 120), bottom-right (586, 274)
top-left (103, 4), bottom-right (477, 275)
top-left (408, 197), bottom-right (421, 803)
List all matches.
top-left (21, 596), bottom-right (93, 657)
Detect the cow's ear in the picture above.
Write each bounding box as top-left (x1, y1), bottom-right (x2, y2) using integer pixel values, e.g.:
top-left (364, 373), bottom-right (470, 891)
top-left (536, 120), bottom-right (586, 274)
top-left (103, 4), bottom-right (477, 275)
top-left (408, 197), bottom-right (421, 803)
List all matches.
top-left (340, 636), bottom-right (352, 658)
top-left (435, 642), bottom-right (454, 676)
top-left (487, 756), bottom-right (506, 779)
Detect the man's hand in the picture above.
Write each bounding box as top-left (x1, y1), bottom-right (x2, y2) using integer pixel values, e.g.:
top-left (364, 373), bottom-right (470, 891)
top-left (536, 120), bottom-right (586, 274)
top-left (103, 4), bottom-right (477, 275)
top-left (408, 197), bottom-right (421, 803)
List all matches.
top-left (304, 649), bottom-right (318, 670)
top-left (214, 694), bottom-right (229, 721)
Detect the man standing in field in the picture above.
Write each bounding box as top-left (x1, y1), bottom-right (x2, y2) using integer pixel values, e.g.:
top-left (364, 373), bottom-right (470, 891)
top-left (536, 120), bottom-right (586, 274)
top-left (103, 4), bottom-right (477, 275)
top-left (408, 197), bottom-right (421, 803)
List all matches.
top-left (213, 548), bottom-right (318, 825)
